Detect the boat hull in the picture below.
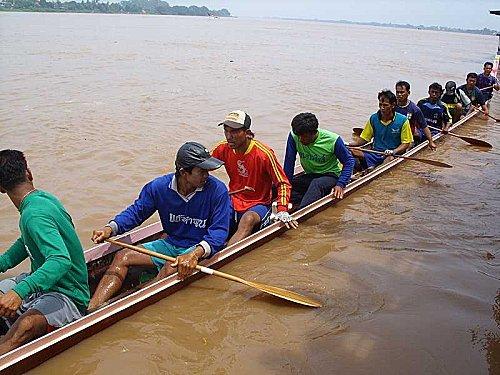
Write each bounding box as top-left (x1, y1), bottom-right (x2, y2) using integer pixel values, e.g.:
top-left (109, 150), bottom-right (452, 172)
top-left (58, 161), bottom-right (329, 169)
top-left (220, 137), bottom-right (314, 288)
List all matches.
top-left (0, 106), bottom-right (486, 374)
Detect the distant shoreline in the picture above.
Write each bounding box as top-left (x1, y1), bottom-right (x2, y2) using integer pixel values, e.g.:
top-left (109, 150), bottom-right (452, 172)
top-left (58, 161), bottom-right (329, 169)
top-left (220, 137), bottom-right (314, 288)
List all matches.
top-left (1, 6), bottom-right (496, 36)
top-left (0, 0), bottom-right (231, 17)
top-left (274, 17), bottom-right (498, 36)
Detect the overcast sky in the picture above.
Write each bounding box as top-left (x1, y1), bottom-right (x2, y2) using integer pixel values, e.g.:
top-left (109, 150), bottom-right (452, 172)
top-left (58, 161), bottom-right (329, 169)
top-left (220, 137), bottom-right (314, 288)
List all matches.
top-left (175, 0), bottom-right (500, 30)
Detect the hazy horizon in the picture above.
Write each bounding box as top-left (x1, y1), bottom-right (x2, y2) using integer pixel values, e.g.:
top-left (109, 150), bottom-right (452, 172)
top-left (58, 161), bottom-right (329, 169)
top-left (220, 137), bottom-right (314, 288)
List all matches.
top-left (171, 0), bottom-right (499, 30)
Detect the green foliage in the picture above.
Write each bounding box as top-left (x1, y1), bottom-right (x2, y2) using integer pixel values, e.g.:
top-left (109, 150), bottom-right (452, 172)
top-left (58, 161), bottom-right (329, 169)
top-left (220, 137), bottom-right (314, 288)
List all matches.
top-left (0, 0), bottom-right (231, 17)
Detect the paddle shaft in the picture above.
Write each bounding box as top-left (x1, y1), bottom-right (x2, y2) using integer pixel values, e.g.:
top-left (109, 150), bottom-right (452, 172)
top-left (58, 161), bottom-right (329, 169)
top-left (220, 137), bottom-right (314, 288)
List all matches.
top-left (348, 147), bottom-right (452, 168)
top-left (106, 238), bottom-right (244, 283)
top-left (426, 125), bottom-right (492, 148)
top-left (479, 85), bottom-right (493, 91)
top-left (228, 186), bottom-right (255, 196)
top-left (477, 108), bottom-right (500, 122)
top-left (105, 239), bottom-right (322, 307)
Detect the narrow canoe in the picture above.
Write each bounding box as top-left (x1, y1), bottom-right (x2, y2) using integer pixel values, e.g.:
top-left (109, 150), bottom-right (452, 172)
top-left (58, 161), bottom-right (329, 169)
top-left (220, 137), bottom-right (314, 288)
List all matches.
top-left (0, 105), bottom-right (487, 374)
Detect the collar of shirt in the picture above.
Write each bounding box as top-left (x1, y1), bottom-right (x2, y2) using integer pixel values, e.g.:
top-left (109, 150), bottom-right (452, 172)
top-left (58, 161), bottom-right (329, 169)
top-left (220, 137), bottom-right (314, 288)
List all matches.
top-left (169, 175), bottom-right (204, 202)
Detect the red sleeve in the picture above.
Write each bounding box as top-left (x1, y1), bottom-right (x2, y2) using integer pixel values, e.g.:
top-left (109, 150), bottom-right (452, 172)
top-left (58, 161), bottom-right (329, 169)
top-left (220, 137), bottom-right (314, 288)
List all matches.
top-left (260, 144), bottom-right (291, 212)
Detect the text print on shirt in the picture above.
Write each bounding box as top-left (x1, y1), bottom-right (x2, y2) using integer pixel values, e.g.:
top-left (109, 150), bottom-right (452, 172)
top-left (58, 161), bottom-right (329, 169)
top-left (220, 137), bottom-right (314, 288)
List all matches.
top-left (169, 214), bottom-right (207, 228)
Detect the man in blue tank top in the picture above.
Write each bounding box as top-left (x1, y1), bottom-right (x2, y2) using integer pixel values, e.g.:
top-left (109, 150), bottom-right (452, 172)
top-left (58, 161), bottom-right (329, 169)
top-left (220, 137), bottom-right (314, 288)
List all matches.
top-left (349, 90), bottom-right (413, 169)
top-left (88, 142), bottom-right (231, 310)
top-left (417, 82), bottom-right (451, 134)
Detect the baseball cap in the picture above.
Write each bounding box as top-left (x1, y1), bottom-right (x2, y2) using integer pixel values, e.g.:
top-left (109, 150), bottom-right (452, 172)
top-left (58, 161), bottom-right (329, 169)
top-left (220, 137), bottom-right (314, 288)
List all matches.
top-left (175, 142), bottom-right (224, 170)
top-left (445, 81), bottom-right (456, 94)
top-left (218, 110), bottom-right (251, 129)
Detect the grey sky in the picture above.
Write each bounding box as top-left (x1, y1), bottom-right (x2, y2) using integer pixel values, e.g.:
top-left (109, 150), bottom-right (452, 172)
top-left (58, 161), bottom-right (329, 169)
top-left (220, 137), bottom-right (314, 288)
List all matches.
top-left (175, 0), bottom-right (500, 30)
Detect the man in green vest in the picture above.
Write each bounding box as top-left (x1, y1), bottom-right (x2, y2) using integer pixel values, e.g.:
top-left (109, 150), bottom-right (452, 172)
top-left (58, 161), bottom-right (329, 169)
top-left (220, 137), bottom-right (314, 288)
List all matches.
top-left (0, 150), bottom-right (89, 355)
top-left (283, 112), bottom-right (356, 209)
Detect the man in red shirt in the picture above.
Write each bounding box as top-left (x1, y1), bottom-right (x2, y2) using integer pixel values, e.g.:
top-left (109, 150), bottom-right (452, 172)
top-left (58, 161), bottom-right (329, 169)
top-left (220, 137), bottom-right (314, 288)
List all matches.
top-left (212, 110), bottom-right (298, 246)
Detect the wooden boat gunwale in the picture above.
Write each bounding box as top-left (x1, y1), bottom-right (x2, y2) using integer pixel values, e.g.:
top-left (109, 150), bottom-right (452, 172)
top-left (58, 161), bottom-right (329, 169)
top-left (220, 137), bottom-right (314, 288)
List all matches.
top-left (0, 106), bottom-right (486, 374)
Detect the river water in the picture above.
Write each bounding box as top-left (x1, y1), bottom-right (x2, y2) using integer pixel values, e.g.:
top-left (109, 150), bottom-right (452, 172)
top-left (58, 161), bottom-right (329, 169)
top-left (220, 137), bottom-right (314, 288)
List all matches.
top-left (0, 12), bottom-right (499, 374)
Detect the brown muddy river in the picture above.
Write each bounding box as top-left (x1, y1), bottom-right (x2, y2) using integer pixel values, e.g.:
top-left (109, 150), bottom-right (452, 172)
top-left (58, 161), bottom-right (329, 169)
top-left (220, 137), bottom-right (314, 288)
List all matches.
top-left (0, 12), bottom-right (499, 374)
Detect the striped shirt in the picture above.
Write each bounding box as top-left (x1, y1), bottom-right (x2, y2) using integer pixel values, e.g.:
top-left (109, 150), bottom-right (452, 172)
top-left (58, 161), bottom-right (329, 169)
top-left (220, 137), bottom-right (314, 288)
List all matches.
top-left (212, 139), bottom-right (291, 212)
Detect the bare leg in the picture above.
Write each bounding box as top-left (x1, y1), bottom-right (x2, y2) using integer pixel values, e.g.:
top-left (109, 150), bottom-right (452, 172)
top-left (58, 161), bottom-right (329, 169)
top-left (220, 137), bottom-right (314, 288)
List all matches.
top-left (0, 309), bottom-right (47, 355)
top-left (226, 211), bottom-right (261, 247)
top-left (88, 248), bottom-right (155, 311)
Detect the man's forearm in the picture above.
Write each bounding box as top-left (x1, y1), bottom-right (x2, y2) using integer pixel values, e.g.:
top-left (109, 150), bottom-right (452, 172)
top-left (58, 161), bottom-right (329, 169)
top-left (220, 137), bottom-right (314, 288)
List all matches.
top-left (394, 143), bottom-right (410, 154)
top-left (423, 127), bottom-right (433, 142)
top-left (349, 138), bottom-right (368, 147)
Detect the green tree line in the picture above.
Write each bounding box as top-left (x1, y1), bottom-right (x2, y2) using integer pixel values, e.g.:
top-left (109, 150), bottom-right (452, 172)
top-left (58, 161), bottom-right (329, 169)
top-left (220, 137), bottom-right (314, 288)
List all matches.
top-left (0, 0), bottom-right (231, 17)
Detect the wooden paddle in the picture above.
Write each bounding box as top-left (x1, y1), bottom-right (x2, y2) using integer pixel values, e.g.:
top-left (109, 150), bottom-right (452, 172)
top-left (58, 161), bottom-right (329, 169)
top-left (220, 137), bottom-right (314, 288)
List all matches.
top-left (479, 85), bottom-right (493, 91)
top-left (106, 238), bottom-right (322, 308)
top-left (426, 125), bottom-right (492, 148)
top-left (477, 108), bottom-right (500, 122)
top-left (348, 147), bottom-right (453, 168)
top-left (228, 186), bottom-right (255, 195)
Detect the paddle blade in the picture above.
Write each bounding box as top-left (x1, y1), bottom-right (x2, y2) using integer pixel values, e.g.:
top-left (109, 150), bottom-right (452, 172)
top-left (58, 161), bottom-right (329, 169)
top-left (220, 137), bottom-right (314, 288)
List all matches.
top-left (400, 156), bottom-right (453, 168)
top-left (459, 136), bottom-right (493, 148)
top-left (246, 280), bottom-right (322, 307)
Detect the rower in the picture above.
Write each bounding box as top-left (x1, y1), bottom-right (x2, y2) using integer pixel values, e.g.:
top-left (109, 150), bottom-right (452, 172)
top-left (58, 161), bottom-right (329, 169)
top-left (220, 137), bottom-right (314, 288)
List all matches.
top-left (417, 82), bottom-right (451, 134)
top-left (212, 110), bottom-right (297, 247)
top-left (457, 73), bottom-right (489, 116)
top-left (349, 90), bottom-right (413, 170)
top-left (283, 112), bottom-right (355, 208)
top-left (441, 81), bottom-right (463, 124)
top-left (476, 62), bottom-right (500, 101)
top-left (0, 150), bottom-right (90, 355)
top-left (395, 80), bottom-right (436, 150)
top-left (88, 142), bottom-right (231, 310)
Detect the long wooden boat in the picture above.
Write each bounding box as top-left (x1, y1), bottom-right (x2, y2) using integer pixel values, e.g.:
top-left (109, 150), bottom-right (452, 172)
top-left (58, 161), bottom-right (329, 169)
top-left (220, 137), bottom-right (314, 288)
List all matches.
top-left (0, 104), bottom-right (490, 374)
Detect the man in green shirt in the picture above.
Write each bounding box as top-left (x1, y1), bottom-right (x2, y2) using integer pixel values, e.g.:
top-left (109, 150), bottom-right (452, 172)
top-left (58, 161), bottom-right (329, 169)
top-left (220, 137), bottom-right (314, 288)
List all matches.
top-left (0, 150), bottom-right (89, 355)
top-left (283, 113), bottom-right (356, 209)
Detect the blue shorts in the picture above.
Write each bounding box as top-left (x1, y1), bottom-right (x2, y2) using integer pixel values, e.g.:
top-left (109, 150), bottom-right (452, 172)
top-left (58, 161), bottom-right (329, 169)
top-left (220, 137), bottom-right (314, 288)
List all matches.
top-left (231, 204), bottom-right (272, 233)
top-left (362, 151), bottom-right (385, 168)
top-left (142, 239), bottom-right (196, 270)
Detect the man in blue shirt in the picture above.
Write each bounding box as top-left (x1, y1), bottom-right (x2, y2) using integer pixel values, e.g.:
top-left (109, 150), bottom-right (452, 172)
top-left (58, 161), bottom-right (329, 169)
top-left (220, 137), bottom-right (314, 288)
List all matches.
top-left (476, 62), bottom-right (499, 101)
top-left (395, 81), bottom-right (436, 150)
top-left (417, 82), bottom-right (451, 134)
top-left (88, 142), bottom-right (231, 310)
top-left (457, 73), bottom-right (488, 116)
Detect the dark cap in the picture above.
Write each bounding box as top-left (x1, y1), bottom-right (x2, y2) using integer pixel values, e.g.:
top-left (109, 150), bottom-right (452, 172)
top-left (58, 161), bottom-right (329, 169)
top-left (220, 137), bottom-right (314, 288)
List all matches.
top-left (218, 110), bottom-right (251, 129)
top-left (175, 142), bottom-right (224, 170)
top-left (445, 81), bottom-right (456, 94)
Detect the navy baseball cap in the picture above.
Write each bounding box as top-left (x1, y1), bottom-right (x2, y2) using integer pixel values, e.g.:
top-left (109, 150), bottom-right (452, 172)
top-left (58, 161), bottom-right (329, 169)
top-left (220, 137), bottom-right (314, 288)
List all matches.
top-left (175, 142), bottom-right (223, 170)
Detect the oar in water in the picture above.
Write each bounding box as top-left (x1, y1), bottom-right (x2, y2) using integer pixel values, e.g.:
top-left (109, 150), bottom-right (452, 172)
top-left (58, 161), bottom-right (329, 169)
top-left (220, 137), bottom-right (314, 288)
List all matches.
top-left (477, 108), bottom-right (500, 122)
top-left (106, 238), bottom-right (322, 308)
top-left (228, 186), bottom-right (255, 195)
top-left (348, 147), bottom-right (453, 168)
top-left (426, 125), bottom-right (492, 148)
